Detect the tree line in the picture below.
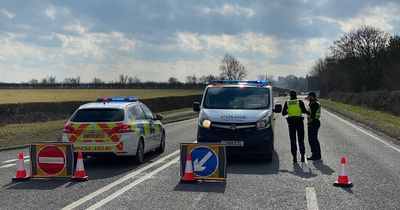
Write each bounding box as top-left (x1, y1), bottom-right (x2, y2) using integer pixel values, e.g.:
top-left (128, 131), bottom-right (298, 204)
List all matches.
top-left (311, 26), bottom-right (400, 95)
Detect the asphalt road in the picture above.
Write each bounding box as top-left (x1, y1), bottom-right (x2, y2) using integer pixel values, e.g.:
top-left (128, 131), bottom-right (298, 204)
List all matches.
top-left (1, 98), bottom-right (400, 210)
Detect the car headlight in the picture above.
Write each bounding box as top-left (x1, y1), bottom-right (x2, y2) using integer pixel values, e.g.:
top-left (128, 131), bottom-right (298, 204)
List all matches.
top-left (256, 119), bottom-right (270, 129)
top-left (200, 119), bottom-right (211, 129)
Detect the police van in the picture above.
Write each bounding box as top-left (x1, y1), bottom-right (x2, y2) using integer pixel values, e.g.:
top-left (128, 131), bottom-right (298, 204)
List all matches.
top-left (193, 80), bottom-right (282, 162)
top-left (62, 97), bottom-right (165, 163)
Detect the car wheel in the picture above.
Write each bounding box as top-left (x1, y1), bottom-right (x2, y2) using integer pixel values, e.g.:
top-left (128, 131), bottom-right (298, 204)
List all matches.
top-left (156, 132), bottom-right (165, 153)
top-left (133, 139), bottom-right (144, 164)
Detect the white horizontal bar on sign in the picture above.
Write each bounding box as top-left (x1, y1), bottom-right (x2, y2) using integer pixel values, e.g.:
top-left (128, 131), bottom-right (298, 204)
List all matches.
top-left (38, 157), bottom-right (64, 164)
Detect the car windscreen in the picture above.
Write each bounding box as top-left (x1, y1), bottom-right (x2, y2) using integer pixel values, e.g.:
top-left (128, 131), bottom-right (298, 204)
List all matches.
top-left (203, 87), bottom-right (270, 109)
top-left (70, 108), bottom-right (125, 122)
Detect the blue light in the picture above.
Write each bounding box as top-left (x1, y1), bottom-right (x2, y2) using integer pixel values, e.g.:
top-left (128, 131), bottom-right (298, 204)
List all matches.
top-left (210, 80), bottom-right (269, 86)
top-left (96, 97), bottom-right (139, 102)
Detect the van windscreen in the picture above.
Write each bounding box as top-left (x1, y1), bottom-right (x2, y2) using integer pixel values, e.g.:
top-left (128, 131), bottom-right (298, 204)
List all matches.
top-left (203, 87), bottom-right (270, 109)
top-left (70, 108), bottom-right (124, 122)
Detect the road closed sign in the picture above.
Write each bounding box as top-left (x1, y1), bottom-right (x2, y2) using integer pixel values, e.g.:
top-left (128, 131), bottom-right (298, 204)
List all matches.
top-left (30, 142), bottom-right (74, 178)
top-left (180, 143), bottom-right (226, 181)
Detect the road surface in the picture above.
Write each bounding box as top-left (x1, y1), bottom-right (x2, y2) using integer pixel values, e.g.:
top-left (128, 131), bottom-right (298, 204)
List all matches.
top-left (0, 98), bottom-right (400, 210)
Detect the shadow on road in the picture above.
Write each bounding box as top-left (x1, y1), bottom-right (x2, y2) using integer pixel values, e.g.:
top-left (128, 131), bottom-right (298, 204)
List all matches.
top-left (227, 150), bottom-right (279, 175)
top-left (173, 181), bottom-right (226, 193)
top-left (279, 163), bottom-right (317, 179)
top-left (312, 160), bottom-right (335, 175)
top-left (4, 179), bottom-right (69, 190)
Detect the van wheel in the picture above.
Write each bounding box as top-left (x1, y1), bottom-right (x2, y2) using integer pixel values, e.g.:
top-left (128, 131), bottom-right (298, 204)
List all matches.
top-left (133, 139), bottom-right (144, 164)
top-left (156, 133), bottom-right (165, 153)
top-left (260, 152), bottom-right (273, 163)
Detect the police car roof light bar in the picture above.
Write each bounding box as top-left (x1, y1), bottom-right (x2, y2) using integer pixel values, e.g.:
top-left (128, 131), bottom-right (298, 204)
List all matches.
top-left (96, 97), bottom-right (139, 102)
top-left (210, 80), bottom-right (269, 86)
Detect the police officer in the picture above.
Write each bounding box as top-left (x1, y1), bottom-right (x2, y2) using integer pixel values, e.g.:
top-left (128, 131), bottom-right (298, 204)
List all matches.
top-left (307, 92), bottom-right (322, 160)
top-left (282, 90), bottom-right (309, 162)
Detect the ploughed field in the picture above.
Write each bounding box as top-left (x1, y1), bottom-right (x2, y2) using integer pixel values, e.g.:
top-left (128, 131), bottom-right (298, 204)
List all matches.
top-left (0, 89), bottom-right (202, 104)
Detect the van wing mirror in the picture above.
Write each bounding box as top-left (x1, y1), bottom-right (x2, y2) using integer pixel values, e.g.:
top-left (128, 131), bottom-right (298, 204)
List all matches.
top-left (273, 104), bottom-right (282, 113)
top-left (193, 102), bottom-right (200, 112)
top-left (154, 114), bottom-right (163, 121)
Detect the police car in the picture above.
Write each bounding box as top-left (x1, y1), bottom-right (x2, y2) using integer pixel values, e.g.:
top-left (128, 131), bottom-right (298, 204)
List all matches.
top-left (62, 97), bottom-right (165, 163)
top-left (193, 80), bottom-right (282, 162)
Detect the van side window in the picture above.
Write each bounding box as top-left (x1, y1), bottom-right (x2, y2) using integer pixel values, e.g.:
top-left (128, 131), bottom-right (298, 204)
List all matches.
top-left (141, 105), bottom-right (154, 120)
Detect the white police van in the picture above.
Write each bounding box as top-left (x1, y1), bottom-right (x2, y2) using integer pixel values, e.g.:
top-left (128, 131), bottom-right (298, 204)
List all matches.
top-left (193, 80), bottom-right (282, 162)
top-left (62, 97), bottom-right (165, 164)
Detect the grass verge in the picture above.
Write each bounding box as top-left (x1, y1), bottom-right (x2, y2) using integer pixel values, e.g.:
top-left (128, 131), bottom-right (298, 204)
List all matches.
top-left (0, 108), bottom-right (198, 149)
top-left (0, 89), bottom-right (202, 104)
top-left (320, 99), bottom-right (400, 140)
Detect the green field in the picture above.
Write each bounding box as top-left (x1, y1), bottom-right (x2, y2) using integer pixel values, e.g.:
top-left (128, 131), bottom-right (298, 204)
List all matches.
top-left (0, 89), bottom-right (202, 104)
top-left (320, 99), bottom-right (400, 140)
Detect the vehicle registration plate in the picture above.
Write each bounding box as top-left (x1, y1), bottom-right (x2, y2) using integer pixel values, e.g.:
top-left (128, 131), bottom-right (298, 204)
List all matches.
top-left (221, 141), bottom-right (244, 147)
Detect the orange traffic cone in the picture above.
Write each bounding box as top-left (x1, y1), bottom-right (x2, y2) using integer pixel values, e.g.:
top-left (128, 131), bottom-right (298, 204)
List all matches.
top-left (71, 152), bottom-right (88, 181)
top-left (12, 152), bottom-right (30, 181)
top-left (333, 156), bottom-right (353, 187)
top-left (180, 153), bottom-right (197, 183)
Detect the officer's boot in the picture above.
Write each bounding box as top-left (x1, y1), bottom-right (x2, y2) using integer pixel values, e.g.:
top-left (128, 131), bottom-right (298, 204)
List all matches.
top-left (301, 154), bottom-right (305, 162)
top-left (293, 155), bottom-right (297, 163)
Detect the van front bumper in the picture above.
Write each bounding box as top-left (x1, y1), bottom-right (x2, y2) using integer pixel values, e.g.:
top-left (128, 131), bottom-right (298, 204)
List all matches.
top-left (197, 125), bottom-right (274, 155)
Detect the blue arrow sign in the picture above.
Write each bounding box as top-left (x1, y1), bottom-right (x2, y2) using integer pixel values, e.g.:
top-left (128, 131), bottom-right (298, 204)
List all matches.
top-left (190, 146), bottom-right (218, 177)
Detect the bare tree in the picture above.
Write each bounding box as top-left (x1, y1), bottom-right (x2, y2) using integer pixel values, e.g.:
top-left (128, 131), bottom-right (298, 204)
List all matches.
top-left (47, 76), bottom-right (56, 84)
top-left (219, 54), bottom-right (247, 80)
top-left (186, 75), bottom-right (198, 84)
top-left (63, 76), bottom-right (81, 84)
top-left (118, 74), bottom-right (129, 84)
top-left (28, 79), bottom-right (39, 84)
top-left (92, 77), bottom-right (104, 84)
top-left (168, 77), bottom-right (180, 84)
top-left (199, 74), bottom-right (218, 84)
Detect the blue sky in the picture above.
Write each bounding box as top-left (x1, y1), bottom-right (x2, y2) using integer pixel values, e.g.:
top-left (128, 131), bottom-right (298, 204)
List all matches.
top-left (1, 0), bottom-right (400, 83)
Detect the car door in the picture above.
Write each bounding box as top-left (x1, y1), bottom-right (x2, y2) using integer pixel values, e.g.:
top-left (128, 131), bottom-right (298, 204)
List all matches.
top-left (140, 105), bottom-right (158, 149)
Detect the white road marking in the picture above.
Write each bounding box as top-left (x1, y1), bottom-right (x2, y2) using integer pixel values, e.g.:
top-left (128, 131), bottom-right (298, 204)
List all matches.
top-left (61, 150), bottom-right (180, 210)
top-left (0, 160), bottom-right (30, 169)
top-left (306, 187), bottom-right (319, 210)
top-left (86, 157), bottom-right (180, 210)
top-left (0, 163), bottom-right (16, 169)
top-left (324, 109), bottom-right (400, 153)
top-left (301, 161), bottom-right (310, 173)
top-left (2, 156), bottom-right (30, 164)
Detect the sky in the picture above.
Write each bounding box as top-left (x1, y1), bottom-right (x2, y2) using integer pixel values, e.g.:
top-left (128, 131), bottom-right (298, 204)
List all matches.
top-left (1, 0), bottom-right (400, 83)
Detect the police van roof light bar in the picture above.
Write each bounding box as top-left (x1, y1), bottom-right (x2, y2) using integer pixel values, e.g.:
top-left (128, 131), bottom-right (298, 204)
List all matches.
top-left (210, 80), bottom-right (269, 86)
top-left (96, 97), bottom-right (139, 102)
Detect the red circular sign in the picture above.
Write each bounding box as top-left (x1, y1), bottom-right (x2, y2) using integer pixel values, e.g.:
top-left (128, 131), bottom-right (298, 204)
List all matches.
top-left (37, 146), bottom-right (66, 176)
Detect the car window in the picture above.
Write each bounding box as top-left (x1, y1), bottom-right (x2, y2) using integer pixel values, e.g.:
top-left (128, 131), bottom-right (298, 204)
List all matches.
top-left (70, 108), bottom-right (124, 122)
top-left (129, 105), bottom-right (145, 120)
top-left (141, 105), bottom-right (154, 120)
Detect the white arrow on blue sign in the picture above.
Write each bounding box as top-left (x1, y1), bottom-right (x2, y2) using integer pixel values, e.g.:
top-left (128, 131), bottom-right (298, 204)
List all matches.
top-left (190, 146), bottom-right (218, 177)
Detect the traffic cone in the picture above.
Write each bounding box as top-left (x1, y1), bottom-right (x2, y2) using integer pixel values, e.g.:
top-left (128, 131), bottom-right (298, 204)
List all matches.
top-left (180, 153), bottom-right (197, 183)
top-left (71, 152), bottom-right (88, 181)
top-left (333, 156), bottom-right (353, 187)
top-left (12, 152), bottom-right (30, 181)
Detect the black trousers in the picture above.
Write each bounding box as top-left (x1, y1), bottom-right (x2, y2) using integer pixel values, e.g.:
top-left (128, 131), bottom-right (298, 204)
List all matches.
top-left (287, 117), bottom-right (305, 156)
top-left (308, 119), bottom-right (321, 158)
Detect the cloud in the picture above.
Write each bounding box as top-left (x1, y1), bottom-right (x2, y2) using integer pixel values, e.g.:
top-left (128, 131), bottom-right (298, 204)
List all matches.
top-left (198, 4), bottom-right (255, 18)
top-left (44, 6), bottom-right (70, 20)
top-left (338, 2), bottom-right (400, 32)
top-left (176, 32), bottom-right (279, 57)
top-left (1, 9), bottom-right (15, 19)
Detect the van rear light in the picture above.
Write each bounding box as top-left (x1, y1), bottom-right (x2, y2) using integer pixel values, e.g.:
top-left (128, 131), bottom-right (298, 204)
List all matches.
top-left (63, 124), bottom-right (76, 134)
top-left (112, 124), bottom-right (134, 133)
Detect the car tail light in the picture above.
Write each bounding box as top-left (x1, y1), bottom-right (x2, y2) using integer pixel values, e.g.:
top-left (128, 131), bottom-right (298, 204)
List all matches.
top-left (112, 124), bottom-right (133, 133)
top-left (63, 124), bottom-right (76, 134)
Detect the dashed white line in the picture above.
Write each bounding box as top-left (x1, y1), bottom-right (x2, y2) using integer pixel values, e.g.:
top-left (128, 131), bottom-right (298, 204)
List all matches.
top-left (61, 150), bottom-right (180, 210)
top-left (306, 187), bottom-right (319, 210)
top-left (0, 160), bottom-right (30, 169)
top-left (86, 157), bottom-right (180, 210)
top-left (2, 156), bottom-right (30, 164)
top-left (324, 109), bottom-right (400, 153)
